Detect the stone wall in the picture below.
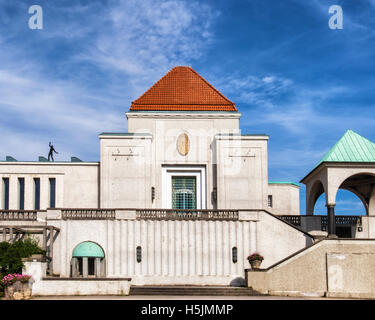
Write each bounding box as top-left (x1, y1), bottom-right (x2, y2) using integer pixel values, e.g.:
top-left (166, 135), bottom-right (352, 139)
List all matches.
top-left (23, 261), bottom-right (131, 296)
top-left (2, 208), bottom-right (314, 287)
top-left (47, 209), bottom-right (313, 285)
top-left (267, 183), bottom-right (300, 216)
top-left (246, 239), bottom-right (375, 298)
top-left (0, 162), bottom-right (99, 210)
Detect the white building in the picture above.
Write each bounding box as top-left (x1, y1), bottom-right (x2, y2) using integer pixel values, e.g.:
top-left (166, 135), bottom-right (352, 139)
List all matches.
top-left (0, 66), bottom-right (323, 289)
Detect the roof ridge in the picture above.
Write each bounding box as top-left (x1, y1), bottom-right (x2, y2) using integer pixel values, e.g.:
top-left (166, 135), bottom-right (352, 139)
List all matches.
top-left (351, 129), bottom-right (375, 161)
top-left (186, 67), bottom-right (236, 107)
top-left (131, 67), bottom-right (176, 105)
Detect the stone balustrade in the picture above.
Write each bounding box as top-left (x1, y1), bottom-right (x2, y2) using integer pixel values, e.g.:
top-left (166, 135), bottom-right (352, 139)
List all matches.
top-left (0, 210), bottom-right (37, 221)
top-left (136, 209), bottom-right (239, 221)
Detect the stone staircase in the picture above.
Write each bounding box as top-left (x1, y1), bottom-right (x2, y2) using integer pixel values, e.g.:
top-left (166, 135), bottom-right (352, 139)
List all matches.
top-left (129, 285), bottom-right (262, 296)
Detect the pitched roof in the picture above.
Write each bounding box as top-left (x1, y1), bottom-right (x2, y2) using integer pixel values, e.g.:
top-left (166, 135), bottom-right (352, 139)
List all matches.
top-left (130, 66), bottom-right (237, 112)
top-left (317, 129), bottom-right (375, 166)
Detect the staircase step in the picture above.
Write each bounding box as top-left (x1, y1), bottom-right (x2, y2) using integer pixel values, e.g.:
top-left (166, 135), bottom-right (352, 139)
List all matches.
top-left (129, 285), bottom-right (262, 296)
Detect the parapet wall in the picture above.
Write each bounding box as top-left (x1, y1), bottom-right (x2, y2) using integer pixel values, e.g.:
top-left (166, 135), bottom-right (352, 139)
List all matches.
top-left (2, 208), bottom-right (314, 287)
top-left (23, 261), bottom-right (131, 296)
top-left (246, 239), bottom-right (375, 299)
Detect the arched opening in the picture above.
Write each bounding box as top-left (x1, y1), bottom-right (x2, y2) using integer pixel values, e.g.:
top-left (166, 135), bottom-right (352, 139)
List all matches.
top-left (313, 190), bottom-right (366, 216)
top-left (335, 189), bottom-right (367, 216)
top-left (71, 241), bottom-right (106, 278)
top-left (311, 176), bottom-right (370, 238)
top-left (307, 180), bottom-right (325, 215)
top-left (313, 190), bottom-right (365, 238)
top-left (312, 193), bottom-right (326, 215)
top-left (336, 173), bottom-right (375, 216)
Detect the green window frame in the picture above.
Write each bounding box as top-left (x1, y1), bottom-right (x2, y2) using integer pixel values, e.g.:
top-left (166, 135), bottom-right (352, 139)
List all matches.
top-left (172, 176), bottom-right (197, 210)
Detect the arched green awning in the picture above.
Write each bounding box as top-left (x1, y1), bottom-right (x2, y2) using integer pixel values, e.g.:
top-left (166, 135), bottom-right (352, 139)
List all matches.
top-left (72, 241), bottom-right (105, 258)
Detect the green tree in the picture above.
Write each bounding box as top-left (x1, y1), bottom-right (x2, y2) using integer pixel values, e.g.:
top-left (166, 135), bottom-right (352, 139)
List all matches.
top-left (0, 237), bottom-right (45, 277)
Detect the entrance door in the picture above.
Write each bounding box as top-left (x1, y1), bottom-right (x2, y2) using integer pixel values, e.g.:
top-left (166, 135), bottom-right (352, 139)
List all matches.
top-left (172, 176), bottom-right (197, 209)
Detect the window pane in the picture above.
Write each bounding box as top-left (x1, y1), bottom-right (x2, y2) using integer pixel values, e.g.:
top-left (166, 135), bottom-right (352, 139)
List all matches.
top-left (34, 178), bottom-right (40, 210)
top-left (3, 178), bottom-right (9, 210)
top-left (19, 178), bottom-right (25, 210)
top-left (49, 178), bottom-right (56, 208)
top-left (268, 195), bottom-right (273, 208)
top-left (172, 176), bottom-right (197, 209)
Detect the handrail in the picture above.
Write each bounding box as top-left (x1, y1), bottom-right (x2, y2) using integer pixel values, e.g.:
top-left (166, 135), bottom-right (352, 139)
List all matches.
top-left (136, 209), bottom-right (239, 220)
top-left (279, 215), bottom-right (362, 227)
top-left (0, 210), bottom-right (37, 221)
top-left (61, 209), bottom-right (115, 220)
top-left (279, 215), bottom-right (301, 226)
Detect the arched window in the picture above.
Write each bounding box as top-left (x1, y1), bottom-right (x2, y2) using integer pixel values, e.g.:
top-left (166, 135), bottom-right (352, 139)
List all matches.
top-left (71, 241), bottom-right (106, 278)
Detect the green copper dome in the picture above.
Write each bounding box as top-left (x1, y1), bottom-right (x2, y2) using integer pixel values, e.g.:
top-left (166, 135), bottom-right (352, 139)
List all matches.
top-left (72, 241), bottom-right (105, 258)
top-left (316, 130), bottom-right (375, 167)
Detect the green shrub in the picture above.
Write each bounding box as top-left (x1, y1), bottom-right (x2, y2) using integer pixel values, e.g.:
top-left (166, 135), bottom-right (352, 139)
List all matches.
top-left (0, 237), bottom-right (45, 298)
top-left (0, 237), bottom-right (45, 279)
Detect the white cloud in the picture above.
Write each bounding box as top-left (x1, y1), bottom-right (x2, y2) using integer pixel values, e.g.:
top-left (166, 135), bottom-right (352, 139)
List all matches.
top-left (262, 76), bottom-right (275, 83)
top-left (0, 64), bottom-right (125, 161)
top-left (0, 0), bottom-right (220, 161)
top-left (45, 0), bottom-right (220, 94)
top-left (212, 73), bottom-right (293, 109)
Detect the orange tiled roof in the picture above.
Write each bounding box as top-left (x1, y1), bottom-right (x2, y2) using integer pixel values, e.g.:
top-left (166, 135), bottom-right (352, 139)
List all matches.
top-left (130, 66), bottom-right (237, 112)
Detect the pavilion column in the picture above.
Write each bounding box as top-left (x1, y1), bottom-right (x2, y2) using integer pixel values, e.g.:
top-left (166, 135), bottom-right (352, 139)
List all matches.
top-left (95, 258), bottom-right (101, 277)
top-left (49, 227), bottom-right (54, 275)
top-left (326, 204), bottom-right (337, 237)
top-left (42, 227), bottom-right (47, 251)
top-left (72, 258), bottom-right (78, 277)
top-left (369, 186), bottom-right (375, 216)
top-left (82, 257), bottom-right (88, 277)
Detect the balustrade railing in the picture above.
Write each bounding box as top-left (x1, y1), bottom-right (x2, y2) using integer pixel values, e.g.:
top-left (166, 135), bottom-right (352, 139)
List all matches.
top-left (61, 209), bottom-right (116, 220)
top-left (320, 215), bottom-right (362, 226)
top-left (280, 215), bottom-right (301, 226)
top-left (0, 210), bottom-right (37, 221)
top-left (136, 209), bottom-right (239, 221)
top-left (280, 215), bottom-right (362, 227)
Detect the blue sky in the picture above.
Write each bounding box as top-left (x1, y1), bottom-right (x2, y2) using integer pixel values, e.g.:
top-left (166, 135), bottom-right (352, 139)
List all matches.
top-left (0, 0), bottom-right (374, 215)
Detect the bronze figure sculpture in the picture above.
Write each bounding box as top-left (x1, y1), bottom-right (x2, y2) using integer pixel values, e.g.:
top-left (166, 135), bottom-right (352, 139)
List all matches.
top-left (48, 142), bottom-right (58, 161)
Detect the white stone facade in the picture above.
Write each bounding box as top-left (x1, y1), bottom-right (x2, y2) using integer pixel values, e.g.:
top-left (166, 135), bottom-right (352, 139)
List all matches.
top-left (0, 67), bottom-right (305, 288)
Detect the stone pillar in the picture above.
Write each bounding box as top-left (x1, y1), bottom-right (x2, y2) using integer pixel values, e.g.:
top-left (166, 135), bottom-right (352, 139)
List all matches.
top-left (49, 227), bottom-right (54, 275)
top-left (82, 257), bottom-right (88, 277)
top-left (102, 259), bottom-right (106, 277)
top-left (42, 227), bottom-right (47, 251)
top-left (369, 186), bottom-right (375, 216)
top-left (327, 204), bottom-right (337, 237)
top-left (305, 186), bottom-right (315, 216)
top-left (23, 261), bottom-right (47, 281)
top-left (22, 260), bottom-right (47, 296)
top-left (71, 258), bottom-right (78, 277)
top-left (95, 258), bottom-right (101, 277)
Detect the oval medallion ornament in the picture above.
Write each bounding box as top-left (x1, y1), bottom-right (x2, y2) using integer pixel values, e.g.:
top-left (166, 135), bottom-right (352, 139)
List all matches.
top-left (177, 133), bottom-right (190, 156)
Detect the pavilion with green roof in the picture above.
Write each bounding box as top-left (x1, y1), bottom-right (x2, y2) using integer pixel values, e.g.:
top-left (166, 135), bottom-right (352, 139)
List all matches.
top-left (301, 129), bottom-right (375, 236)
